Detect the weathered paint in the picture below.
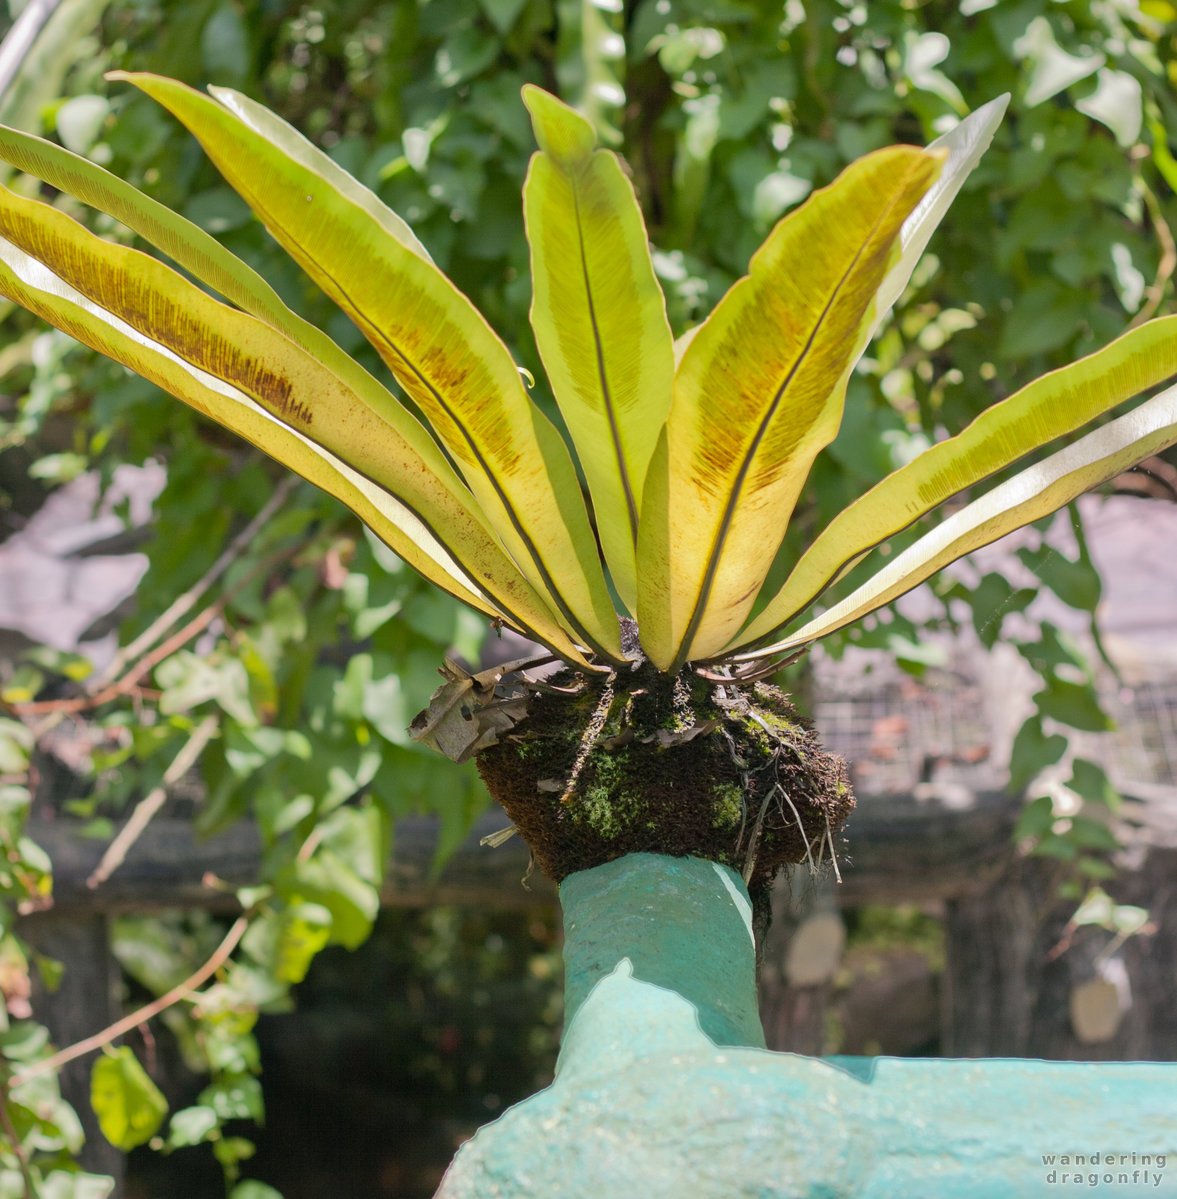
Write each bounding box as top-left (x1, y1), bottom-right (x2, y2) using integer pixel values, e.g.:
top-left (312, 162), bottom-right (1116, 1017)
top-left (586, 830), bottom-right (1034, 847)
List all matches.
top-left (438, 853), bottom-right (1177, 1198)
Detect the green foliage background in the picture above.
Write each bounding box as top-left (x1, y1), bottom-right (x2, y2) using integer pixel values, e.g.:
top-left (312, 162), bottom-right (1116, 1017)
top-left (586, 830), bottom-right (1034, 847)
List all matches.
top-left (1, 0), bottom-right (1175, 1193)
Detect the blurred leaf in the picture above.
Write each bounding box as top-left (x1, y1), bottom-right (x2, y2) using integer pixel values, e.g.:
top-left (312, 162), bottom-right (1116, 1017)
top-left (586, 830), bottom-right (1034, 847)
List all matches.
top-left (1009, 717), bottom-right (1068, 790)
top-left (479, 0), bottom-right (529, 35)
top-left (166, 1105), bottom-right (219, 1149)
top-left (0, 719), bottom-right (33, 774)
top-left (1068, 757), bottom-right (1120, 810)
top-left (55, 95), bottom-right (110, 155)
top-left (202, 3), bottom-right (251, 82)
top-left (1033, 677), bottom-right (1113, 733)
top-left (90, 1047), bottom-right (168, 1151)
top-left (1065, 814), bottom-right (1119, 851)
top-left (1014, 794), bottom-right (1055, 840)
top-left (1015, 18), bottom-right (1104, 106)
top-left (998, 282), bottom-right (1088, 359)
top-left (434, 27), bottom-right (499, 88)
top-left (198, 1074), bottom-right (264, 1123)
top-left (229, 1183), bottom-right (284, 1199)
top-left (1077, 69), bottom-right (1143, 146)
top-left (274, 851), bottom-right (379, 950)
top-left (1017, 542), bottom-right (1102, 612)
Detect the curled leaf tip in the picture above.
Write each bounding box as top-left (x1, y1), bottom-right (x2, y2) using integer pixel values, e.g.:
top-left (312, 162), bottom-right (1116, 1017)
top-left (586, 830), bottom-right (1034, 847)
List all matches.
top-left (522, 84), bottom-right (596, 167)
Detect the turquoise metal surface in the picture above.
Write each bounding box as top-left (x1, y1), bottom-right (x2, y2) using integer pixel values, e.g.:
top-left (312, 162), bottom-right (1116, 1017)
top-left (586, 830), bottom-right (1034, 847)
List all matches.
top-left (437, 853), bottom-right (1176, 1197)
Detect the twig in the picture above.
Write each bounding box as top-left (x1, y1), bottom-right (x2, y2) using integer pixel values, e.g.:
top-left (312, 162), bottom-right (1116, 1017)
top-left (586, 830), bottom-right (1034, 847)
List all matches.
top-left (85, 715), bottom-right (219, 889)
top-left (12, 538), bottom-right (302, 717)
top-left (10, 914), bottom-right (249, 1089)
top-left (89, 477), bottom-right (298, 692)
top-left (1129, 175), bottom-right (1176, 329)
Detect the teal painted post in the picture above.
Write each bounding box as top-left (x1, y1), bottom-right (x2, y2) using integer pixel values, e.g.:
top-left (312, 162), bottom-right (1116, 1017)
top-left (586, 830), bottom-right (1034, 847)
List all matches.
top-left (437, 853), bottom-right (1177, 1198)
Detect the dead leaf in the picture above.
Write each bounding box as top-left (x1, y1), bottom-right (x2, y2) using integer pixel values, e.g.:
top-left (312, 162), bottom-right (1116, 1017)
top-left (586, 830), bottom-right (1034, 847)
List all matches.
top-left (645, 718), bottom-right (721, 748)
top-left (410, 657), bottom-right (530, 763)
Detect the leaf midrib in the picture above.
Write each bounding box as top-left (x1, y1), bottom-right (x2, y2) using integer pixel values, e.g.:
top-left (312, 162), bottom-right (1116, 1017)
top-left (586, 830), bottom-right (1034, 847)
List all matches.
top-left (243, 186), bottom-right (618, 663)
top-left (671, 178), bottom-right (914, 671)
top-left (571, 173), bottom-right (640, 544)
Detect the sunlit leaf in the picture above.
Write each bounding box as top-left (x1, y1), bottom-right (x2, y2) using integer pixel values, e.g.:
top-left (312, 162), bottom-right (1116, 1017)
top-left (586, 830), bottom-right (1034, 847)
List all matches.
top-left (733, 381), bottom-right (1177, 659)
top-left (90, 1047), bottom-right (168, 1151)
top-left (638, 145), bottom-right (941, 669)
top-left (523, 85), bottom-right (674, 612)
top-left (115, 72), bottom-right (623, 665)
top-left (733, 315), bottom-right (1177, 654)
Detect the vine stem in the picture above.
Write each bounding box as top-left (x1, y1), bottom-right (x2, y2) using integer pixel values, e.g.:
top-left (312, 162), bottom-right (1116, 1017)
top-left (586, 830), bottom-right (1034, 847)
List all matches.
top-left (13, 537), bottom-right (304, 718)
top-left (1129, 173), bottom-right (1176, 330)
top-left (88, 476), bottom-right (298, 693)
top-left (85, 714), bottom-right (219, 888)
top-left (9, 914), bottom-right (249, 1089)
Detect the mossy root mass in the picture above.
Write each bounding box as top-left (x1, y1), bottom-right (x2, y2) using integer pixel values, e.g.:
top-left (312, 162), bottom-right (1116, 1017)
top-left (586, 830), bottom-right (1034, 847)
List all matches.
top-left (476, 655), bottom-right (853, 893)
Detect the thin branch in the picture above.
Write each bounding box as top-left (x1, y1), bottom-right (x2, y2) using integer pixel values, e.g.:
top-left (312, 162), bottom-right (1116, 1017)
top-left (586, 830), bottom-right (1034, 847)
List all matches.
top-left (12, 538), bottom-right (303, 717)
top-left (89, 476), bottom-right (298, 692)
top-left (1129, 174), bottom-right (1177, 330)
top-left (10, 914), bottom-right (249, 1089)
top-left (86, 715), bottom-right (219, 889)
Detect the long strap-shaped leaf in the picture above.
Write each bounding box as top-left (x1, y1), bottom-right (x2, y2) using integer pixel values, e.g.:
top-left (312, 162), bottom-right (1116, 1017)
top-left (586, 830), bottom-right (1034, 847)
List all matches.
top-left (0, 121), bottom-right (421, 427)
top-left (730, 313), bottom-right (1177, 654)
top-left (869, 95), bottom-right (1009, 339)
top-left (724, 382), bottom-right (1177, 661)
top-left (0, 185), bottom-right (594, 668)
top-left (522, 85), bottom-right (674, 614)
top-left (115, 72), bottom-right (623, 665)
top-left (636, 145), bottom-right (942, 671)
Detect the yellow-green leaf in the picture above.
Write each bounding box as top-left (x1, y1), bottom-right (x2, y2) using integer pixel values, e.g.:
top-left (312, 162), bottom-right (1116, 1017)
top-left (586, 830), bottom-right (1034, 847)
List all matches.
top-left (728, 382), bottom-right (1177, 659)
top-left (0, 185), bottom-right (593, 667)
top-left (636, 145), bottom-right (942, 671)
top-left (869, 95), bottom-right (1009, 336)
top-left (116, 72), bottom-right (623, 665)
top-left (0, 120), bottom-right (410, 423)
top-left (91, 1046), bottom-right (168, 1151)
top-left (523, 85), bottom-right (675, 613)
top-left (733, 313), bottom-right (1177, 654)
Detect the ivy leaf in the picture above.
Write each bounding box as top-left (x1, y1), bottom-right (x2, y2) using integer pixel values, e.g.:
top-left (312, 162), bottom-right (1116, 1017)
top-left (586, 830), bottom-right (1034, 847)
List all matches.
top-left (1033, 677), bottom-right (1113, 733)
top-left (90, 1046), bottom-right (168, 1151)
top-left (165, 1105), bottom-right (219, 1149)
top-left (1017, 542), bottom-right (1102, 612)
top-left (229, 1182), bottom-right (284, 1199)
top-left (1014, 794), bottom-right (1055, 840)
top-left (1077, 68), bottom-right (1143, 147)
top-left (1066, 815), bottom-right (1119, 852)
top-left (1068, 757), bottom-right (1120, 810)
top-left (1009, 717), bottom-right (1068, 791)
top-left (274, 851), bottom-right (379, 950)
top-left (198, 1074), bottom-right (265, 1123)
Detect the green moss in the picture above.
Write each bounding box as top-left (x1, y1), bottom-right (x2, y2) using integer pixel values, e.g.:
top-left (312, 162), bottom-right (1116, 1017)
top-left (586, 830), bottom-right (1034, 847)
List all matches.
top-left (580, 787), bottom-right (640, 839)
top-left (712, 782), bottom-right (744, 829)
